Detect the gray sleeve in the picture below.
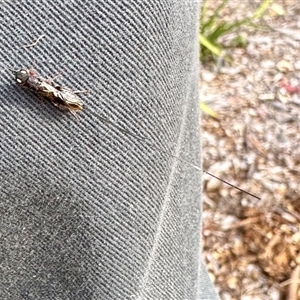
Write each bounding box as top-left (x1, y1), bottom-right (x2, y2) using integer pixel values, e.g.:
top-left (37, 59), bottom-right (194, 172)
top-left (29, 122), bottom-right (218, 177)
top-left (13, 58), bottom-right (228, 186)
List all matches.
top-left (0, 1), bottom-right (218, 299)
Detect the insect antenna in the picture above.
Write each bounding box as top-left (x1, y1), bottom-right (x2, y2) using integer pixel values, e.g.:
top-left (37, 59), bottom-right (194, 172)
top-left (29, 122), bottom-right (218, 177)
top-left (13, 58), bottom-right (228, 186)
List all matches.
top-left (97, 115), bottom-right (261, 200)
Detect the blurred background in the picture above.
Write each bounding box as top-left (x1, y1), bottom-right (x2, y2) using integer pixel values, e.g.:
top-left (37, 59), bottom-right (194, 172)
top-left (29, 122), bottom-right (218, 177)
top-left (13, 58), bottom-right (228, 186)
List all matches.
top-left (200, 0), bottom-right (300, 299)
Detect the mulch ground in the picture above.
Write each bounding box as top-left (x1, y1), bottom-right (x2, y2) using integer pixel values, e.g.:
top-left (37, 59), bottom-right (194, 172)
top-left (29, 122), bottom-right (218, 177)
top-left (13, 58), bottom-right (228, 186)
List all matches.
top-left (201, 1), bottom-right (300, 299)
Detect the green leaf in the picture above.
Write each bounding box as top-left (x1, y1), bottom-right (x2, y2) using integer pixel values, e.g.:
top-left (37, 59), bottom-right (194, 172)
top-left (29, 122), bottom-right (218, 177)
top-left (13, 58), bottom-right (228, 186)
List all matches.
top-left (200, 102), bottom-right (218, 119)
top-left (199, 34), bottom-right (222, 57)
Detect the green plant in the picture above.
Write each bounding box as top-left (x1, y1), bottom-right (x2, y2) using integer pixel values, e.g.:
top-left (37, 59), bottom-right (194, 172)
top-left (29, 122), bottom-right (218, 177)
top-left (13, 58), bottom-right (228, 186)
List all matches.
top-left (199, 0), bottom-right (272, 62)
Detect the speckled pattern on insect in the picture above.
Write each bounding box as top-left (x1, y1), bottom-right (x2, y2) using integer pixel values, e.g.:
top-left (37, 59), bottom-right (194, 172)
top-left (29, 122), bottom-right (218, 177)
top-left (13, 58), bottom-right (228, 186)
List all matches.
top-left (12, 67), bottom-right (85, 116)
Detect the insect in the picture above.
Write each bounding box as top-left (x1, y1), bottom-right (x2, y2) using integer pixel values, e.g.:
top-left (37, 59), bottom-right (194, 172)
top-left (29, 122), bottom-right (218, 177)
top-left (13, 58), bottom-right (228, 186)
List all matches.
top-left (12, 66), bottom-right (84, 116)
top-left (8, 66), bottom-right (260, 200)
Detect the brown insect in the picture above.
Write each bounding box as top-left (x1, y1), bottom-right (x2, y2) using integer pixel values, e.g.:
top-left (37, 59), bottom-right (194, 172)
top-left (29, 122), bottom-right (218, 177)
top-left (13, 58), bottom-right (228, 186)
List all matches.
top-left (8, 67), bottom-right (260, 199)
top-left (12, 67), bottom-right (85, 116)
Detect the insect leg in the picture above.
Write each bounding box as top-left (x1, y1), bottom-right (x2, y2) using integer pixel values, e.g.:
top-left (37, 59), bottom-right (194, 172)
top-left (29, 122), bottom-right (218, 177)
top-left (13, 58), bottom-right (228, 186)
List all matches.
top-left (72, 90), bottom-right (89, 94)
top-left (69, 109), bottom-right (80, 121)
top-left (45, 70), bottom-right (64, 83)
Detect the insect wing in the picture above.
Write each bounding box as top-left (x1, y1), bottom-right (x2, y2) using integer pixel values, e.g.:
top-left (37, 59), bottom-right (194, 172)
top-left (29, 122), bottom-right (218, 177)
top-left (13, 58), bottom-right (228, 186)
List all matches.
top-left (36, 81), bottom-right (58, 98)
top-left (54, 87), bottom-right (83, 111)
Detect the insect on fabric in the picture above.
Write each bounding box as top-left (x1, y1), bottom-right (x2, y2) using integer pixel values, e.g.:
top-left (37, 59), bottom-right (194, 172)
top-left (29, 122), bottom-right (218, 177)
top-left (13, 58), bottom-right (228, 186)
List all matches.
top-left (11, 66), bottom-right (85, 117)
top-left (8, 66), bottom-right (260, 200)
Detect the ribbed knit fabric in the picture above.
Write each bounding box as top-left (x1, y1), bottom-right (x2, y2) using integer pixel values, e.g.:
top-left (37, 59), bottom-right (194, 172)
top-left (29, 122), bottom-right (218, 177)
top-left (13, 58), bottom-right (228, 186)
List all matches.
top-left (0, 1), bottom-right (218, 299)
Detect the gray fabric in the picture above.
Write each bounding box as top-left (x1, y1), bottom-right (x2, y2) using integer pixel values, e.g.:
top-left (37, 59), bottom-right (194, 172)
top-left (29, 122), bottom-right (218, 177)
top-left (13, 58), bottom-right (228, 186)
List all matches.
top-left (198, 261), bottom-right (220, 300)
top-left (0, 1), bottom-right (218, 299)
